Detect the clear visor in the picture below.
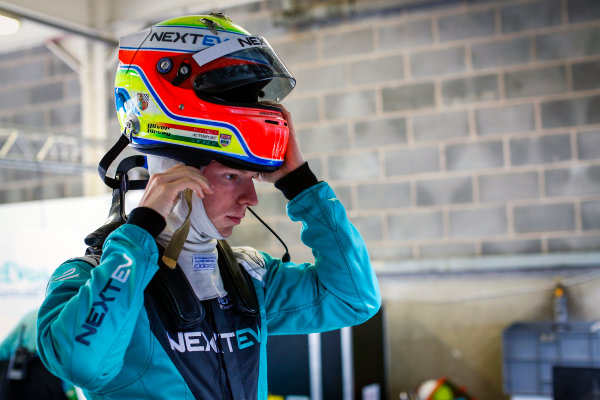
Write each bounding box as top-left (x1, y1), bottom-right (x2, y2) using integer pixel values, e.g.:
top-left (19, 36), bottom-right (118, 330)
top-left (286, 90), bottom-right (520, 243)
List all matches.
top-left (192, 36), bottom-right (295, 103)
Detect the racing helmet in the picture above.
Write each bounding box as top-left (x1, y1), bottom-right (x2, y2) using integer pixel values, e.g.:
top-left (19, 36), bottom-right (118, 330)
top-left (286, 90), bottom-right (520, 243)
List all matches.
top-left (114, 13), bottom-right (296, 172)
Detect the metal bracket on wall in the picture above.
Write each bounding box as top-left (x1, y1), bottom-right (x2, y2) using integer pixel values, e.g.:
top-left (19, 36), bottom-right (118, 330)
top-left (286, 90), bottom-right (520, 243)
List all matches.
top-left (0, 127), bottom-right (102, 174)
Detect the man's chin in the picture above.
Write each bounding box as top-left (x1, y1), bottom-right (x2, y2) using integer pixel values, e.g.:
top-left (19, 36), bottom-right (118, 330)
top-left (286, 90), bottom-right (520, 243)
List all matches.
top-left (219, 227), bottom-right (234, 238)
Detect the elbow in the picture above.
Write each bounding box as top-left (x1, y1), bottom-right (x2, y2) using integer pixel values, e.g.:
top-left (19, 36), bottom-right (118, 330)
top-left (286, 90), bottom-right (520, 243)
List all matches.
top-left (357, 291), bottom-right (381, 325)
top-left (351, 282), bottom-right (381, 326)
top-left (37, 327), bottom-right (118, 391)
top-left (362, 267), bottom-right (382, 321)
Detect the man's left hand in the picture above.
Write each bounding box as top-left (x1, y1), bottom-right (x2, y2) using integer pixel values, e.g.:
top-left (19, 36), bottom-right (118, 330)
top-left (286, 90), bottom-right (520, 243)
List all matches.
top-left (257, 104), bottom-right (304, 184)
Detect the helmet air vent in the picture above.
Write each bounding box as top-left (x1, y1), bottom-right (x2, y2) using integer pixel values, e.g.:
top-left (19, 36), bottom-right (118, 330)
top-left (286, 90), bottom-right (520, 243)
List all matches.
top-left (201, 18), bottom-right (223, 35)
top-left (172, 62), bottom-right (192, 86)
top-left (209, 12), bottom-right (231, 22)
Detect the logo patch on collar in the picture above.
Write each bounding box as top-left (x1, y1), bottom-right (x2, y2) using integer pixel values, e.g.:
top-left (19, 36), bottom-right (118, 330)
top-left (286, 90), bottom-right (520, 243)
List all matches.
top-left (192, 254), bottom-right (217, 271)
top-left (218, 295), bottom-right (234, 310)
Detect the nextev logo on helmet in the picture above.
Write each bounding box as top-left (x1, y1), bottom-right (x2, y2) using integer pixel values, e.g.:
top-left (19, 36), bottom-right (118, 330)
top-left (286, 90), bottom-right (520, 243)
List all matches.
top-left (149, 32), bottom-right (226, 46)
top-left (237, 36), bottom-right (265, 47)
top-left (75, 254), bottom-right (133, 346)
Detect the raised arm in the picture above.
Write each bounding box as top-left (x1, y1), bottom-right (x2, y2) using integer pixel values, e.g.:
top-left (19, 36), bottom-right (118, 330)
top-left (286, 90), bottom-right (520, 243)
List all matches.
top-left (262, 180), bottom-right (381, 334)
top-left (256, 105), bottom-right (380, 333)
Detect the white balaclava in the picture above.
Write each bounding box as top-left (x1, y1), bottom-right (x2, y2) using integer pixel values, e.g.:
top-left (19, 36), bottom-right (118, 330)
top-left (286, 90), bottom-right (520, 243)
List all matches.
top-left (147, 155), bottom-right (227, 301)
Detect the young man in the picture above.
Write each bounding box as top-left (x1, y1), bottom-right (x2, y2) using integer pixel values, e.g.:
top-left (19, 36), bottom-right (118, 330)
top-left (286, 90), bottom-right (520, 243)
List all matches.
top-left (37, 14), bottom-right (380, 400)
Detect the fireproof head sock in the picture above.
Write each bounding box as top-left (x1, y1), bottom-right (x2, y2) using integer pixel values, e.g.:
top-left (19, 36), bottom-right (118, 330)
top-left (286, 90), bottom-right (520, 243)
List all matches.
top-left (147, 154), bottom-right (227, 300)
top-left (147, 154), bottom-right (224, 241)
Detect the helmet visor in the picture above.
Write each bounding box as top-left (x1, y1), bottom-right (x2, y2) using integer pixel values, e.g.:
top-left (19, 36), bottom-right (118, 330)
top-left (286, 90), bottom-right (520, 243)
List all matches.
top-left (192, 36), bottom-right (295, 103)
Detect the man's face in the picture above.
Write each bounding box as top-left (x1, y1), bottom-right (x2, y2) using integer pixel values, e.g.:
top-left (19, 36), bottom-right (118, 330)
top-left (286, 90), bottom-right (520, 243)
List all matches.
top-left (201, 160), bottom-right (259, 237)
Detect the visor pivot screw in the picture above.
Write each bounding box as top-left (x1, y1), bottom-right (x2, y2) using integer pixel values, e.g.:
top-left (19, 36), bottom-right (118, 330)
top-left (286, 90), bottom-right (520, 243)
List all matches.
top-left (172, 62), bottom-right (192, 86)
top-left (157, 57), bottom-right (173, 74)
top-left (179, 104), bottom-right (185, 110)
top-left (123, 113), bottom-right (140, 138)
top-left (124, 121), bottom-right (133, 139)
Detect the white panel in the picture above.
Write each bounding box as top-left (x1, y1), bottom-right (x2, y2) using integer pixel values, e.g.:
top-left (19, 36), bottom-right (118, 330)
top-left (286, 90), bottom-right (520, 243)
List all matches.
top-left (0, 191), bottom-right (142, 340)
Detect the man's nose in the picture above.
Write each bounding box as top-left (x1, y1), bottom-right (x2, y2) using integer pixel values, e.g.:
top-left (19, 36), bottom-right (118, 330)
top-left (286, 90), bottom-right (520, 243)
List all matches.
top-left (239, 180), bottom-right (258, 206)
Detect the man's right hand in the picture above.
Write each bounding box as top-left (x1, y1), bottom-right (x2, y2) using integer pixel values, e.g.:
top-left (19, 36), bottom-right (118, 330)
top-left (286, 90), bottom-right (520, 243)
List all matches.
top-left (138, 164), bottom-right (214, 219)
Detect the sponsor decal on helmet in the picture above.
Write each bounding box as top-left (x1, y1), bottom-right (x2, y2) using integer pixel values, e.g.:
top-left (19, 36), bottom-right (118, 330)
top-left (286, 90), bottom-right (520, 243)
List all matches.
top-left (146, 122), bottom-right (224, 148)
top-left (219, 134), bottom-right (231, 147)
top-left (137, 93), bottom-right (149, 111)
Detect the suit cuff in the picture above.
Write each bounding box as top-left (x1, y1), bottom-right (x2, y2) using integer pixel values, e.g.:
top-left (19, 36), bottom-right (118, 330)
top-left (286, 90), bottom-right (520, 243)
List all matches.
top-left (126, 207), bottom-right (166, 238)
top-left (274, 162), bottom-right (319, 200)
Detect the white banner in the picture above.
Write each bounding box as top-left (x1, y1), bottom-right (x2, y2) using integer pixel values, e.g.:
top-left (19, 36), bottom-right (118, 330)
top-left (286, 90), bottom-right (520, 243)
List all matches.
top-left (0, 192), bottom-right (142, 340)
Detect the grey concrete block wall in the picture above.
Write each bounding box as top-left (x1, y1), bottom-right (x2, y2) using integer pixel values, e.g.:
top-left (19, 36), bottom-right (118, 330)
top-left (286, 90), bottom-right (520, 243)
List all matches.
top-left (441, 74), bottom-right (499, 105)
top-left (509, 133), bottom-right (572, 166)
top-left (572, 60), bottom-right (600, 90)
top-left (535, 26), bottom-right (600, 61)
top-left (500, 0), bottom-right (562, 33)
top-left (413, 110), bottom-right (469, 141)
top-left (471, 37), bottom-right (532, 70)
top-left (225, 0), bottom-right (600, 266)
top-left (379, 18), bottom-right (433, 49)
top-left (568, 0), bottom-right (600, 23)
top-left (514, 202), bottom-right (576, 232)
top-left (578, 130), bottom-right (600, 160)
top-left (354, 117), bottom-right (407, 146)
top-left (385, 145), bottom-right (439, 176)
top-left (410, 46), bottom-right (466, 78)
top-left (541, 95), bottom-right (600, 128)
top-left (438, 9), bottom-right (496, 41)
top-left (475, 104), bottom-right (535, 135)
top-left (504, 65), bottom-right (568, 99)
top-left (478, 171), bottom-right (540, 202)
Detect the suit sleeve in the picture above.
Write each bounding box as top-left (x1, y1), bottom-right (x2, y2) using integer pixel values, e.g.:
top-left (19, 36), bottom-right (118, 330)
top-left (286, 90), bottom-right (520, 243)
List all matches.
top-left (36, 223), bottom-right (160, 391)
top-left (263, 182), bottom-right (381, 334)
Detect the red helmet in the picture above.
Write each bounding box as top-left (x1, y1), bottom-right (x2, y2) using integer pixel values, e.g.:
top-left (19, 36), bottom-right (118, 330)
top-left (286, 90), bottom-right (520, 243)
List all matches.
top-left (114, 13), bottom-right (296, 172)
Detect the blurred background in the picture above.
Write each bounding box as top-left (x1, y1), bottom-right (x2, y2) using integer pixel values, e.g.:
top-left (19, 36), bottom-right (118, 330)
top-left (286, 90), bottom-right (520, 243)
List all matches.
top-left (0, 0), bottom-right (599, 399)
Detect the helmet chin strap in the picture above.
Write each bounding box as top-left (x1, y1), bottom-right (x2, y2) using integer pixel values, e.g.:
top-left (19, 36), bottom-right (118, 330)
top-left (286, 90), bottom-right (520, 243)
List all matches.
top-left (162, 189), bottom-right (193, 269)
top-left (98, 134), bottom-right (148, 191)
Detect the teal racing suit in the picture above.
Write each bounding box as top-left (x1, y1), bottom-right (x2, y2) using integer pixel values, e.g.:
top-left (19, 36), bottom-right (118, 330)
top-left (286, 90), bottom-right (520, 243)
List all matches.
top-left (37, 176), bottom-right (381, 400)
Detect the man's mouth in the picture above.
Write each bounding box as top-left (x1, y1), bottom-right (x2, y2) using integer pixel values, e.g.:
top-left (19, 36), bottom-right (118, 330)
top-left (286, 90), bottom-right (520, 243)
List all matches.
top-left (227, 215), bottom-right (243, 225)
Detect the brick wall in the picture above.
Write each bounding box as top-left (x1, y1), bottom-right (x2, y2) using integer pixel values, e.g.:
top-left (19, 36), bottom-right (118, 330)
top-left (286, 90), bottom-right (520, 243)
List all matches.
top-left (226, 0), bottom-right (600, 265)
top-left (0, 46), bottom-right (83, 202)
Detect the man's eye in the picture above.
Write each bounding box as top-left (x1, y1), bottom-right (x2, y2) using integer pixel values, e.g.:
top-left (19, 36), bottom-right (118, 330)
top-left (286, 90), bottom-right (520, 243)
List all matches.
top-left (225, 174), bottom-right (237, 181)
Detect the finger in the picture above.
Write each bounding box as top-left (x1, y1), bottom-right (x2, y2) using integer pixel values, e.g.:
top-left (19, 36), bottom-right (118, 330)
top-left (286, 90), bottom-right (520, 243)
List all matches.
top-left (152, 165), bottom-right (214, 194)
top-left (139, 167), bottom-right (214, 217)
